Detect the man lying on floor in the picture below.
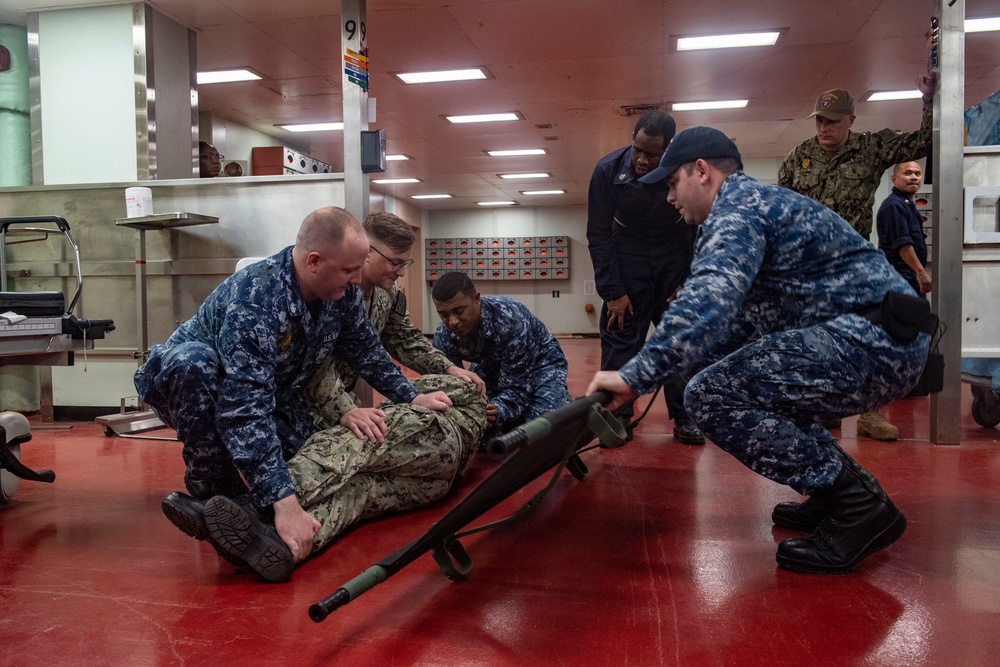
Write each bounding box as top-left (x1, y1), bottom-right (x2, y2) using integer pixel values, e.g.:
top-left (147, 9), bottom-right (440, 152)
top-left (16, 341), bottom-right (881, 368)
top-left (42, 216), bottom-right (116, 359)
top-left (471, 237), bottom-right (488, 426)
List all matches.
top-left (162, 374), bottom-right (486, 582)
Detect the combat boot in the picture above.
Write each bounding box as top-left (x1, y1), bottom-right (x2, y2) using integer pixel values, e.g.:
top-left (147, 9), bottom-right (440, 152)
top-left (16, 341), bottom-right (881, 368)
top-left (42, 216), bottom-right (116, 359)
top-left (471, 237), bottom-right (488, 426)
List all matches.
top-left (775, 464), bottom-right (906, 574)
top-left (161, 491), bottom-right (248, 567)
top-left (771, 438), bottom-right (885, 531)
top-left (771, 495), bottom-right (826, 531)
top-left (184, 469), bottom-right (248, 500)
top-left (673, 418), bottom-right (705, 445)
top-left (204, 495), bottom-right (294, 583)
top-left (856, 411), bottom-right (898, 441)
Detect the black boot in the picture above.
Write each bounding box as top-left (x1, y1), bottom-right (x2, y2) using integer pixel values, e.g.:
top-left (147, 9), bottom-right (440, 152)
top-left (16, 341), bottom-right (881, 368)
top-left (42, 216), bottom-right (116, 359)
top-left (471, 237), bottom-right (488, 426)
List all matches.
top-left (772, 439), bottom-right (887, 532)
top-left (161, 491), bottom-right (248, 567)
top-left (771, 495), bottom-right (826, 531)
top-left (672, 418), bottom-right (705, 445)
top-left (203, 495), bottom-right (294, 583)
top-left (776, 464), bottom-right (906, 574)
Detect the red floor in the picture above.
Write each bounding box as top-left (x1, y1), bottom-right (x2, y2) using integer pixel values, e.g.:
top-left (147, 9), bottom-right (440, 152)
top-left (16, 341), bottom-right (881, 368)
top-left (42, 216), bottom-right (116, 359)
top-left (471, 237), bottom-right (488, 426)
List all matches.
top-left (3, 338), bottom-right (1000, 666)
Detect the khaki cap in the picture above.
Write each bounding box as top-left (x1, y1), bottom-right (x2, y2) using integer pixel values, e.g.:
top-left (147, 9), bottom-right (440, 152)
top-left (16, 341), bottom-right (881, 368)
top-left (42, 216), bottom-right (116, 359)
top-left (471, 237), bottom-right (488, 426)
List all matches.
top-left (808, 89), bottom-right (855, 120)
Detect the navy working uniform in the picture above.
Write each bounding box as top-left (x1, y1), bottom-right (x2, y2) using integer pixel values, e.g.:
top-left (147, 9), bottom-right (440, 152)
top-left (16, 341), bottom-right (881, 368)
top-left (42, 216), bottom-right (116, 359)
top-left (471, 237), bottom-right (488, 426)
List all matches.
top-left (618, 171), bottom-right (928, 494)
top-left (587, 146), bottom-right (697, 423)
top-left (433, 295), bottom-right (570, 431)
top-left (876, 187), bottom-right (928, 297)
top-left (134, 247), bottom-right (419, 507)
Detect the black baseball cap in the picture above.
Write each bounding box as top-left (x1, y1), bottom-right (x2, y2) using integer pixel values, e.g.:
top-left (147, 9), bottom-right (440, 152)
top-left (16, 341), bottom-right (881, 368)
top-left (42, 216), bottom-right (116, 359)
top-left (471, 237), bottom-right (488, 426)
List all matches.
top-left (638, 126), bottom-right (742, 184)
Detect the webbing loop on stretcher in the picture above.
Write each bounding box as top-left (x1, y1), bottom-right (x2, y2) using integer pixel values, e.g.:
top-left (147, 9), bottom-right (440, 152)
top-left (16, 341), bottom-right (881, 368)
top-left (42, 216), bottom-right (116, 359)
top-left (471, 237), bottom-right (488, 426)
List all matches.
top-left (431, 535), bottom-right (473, 581)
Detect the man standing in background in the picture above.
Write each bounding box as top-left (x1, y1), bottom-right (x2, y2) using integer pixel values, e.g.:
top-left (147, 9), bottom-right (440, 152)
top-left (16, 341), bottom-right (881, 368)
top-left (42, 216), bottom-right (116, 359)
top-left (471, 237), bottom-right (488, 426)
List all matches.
top-left (776, 71), bottom-right (936, 441)
top-left (876, 162), bottom-right (931, 297)
top-left (586, 110), bottom-right (702, 444)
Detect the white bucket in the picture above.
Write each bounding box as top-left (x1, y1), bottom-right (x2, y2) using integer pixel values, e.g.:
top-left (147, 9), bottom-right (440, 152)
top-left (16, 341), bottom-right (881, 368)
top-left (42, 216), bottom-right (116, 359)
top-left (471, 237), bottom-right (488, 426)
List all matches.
top-left (125, 187), bottom-right (153, 218)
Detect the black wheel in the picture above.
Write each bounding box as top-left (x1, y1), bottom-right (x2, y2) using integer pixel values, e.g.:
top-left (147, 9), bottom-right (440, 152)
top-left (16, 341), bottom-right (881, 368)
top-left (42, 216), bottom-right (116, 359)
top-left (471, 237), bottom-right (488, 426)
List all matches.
top-left (1, 443), bottom-right (21, 503)
top-left (971, 390), bottom-right (1000, 428)
top-left (104, 426), bottom-right (116, 437)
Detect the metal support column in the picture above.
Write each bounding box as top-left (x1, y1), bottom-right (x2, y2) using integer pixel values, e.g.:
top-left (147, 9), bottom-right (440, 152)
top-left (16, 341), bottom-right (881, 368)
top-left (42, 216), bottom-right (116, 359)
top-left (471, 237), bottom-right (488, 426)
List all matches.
top-left (929, 0), bottom-right (964, 444)
top-left (341, 0), bottom-right (373, 407)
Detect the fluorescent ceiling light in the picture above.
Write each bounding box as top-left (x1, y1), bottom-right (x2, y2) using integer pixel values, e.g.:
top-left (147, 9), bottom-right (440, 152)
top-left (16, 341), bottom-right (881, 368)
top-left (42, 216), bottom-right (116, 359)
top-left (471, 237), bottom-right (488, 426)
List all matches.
top-left (672, 100), bottom-right (748, 111)
top-left (521, 190), bottom-right (565, 196)
top-left (477, 201), bottom-right (518, 206)
top-left (499, 173), bottom-right (550, 179)
top-left (397, 68), bottom-right (488, 84)
top-left (445, 112), bottom-right (520, 124)
top-left (372, 178), bottom-right (421, 184)
top-left (966, 17), bottom-right (1000, 32)
top-left (386, 155), bottom-right (410, 161)
top-left (412, 194), bottom-right (452, 200)
top-left (279, 122), bottom-right (344, 132)
top-left (487, 149), bottom-right (547, 157)
top-left (866, 90), bottom-right (923, 102)
top-left (677, 32), bottom-right (780, 51)
top-left (197, 69), bottom-right (261, 84)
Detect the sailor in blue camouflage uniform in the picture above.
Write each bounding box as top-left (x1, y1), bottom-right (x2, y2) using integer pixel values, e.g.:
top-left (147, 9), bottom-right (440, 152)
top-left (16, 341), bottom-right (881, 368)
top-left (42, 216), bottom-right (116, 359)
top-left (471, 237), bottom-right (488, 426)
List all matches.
top-left (136, 207), bottom-right (453, 568)
top-left (431, 272), bottom-right (571, 432)
top-left (588, 127), bottom-right (934, 575)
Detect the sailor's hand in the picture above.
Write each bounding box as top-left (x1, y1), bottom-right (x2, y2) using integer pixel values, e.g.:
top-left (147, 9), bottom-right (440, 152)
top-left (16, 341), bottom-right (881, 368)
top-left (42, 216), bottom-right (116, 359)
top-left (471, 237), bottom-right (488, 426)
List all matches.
top-left (917, 71), bottom-right (937, 100)
top-left (606, 295), bottom-right (633, 330)
top-left (273, 494), bottom-right (320, 563)
top-left (412, 390), bottom-right (452, 412)
top-left (586, 371), bottom-right (638, 412)
top-left (340, 407), bottom-right (388, 442)
top-left (485, 403), bottom-right (498, 424)
top-left (447, 365), bottom-right (486, 396)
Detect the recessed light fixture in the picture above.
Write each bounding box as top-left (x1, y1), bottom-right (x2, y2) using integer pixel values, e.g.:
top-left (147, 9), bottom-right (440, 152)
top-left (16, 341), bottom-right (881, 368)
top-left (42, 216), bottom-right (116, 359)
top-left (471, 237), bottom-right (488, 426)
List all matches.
top-left (477, 201), bottom-right (518, 206)
top-left (672, 100), bottom-right (748, 111)
top-left (445, 112), bottom-right (520, 124)
top-left (197, 69), bottom-right (261, 84)
top-left (386, 154), bottom-right (410, 161)
top-left (372, 178), bottom-right (421, 184)
top-left (396, 68), bottom-right (488, 84)
top-left (521, 190), bottom-right (565, 196)
top-left (966, 16), bottom-right (1000, 32)
top-left (865, 90), bottom-right (923, 102)
top-left (499, 173), bottom-right (550, 179)
top-left (487, 149), bottom-right (547, 157)
top-left (412, 194), bottom-right (452, 199)
top-left (676, 31), bottom-right (781, 51)
top-left (278, 122), bottom-right (344, 132)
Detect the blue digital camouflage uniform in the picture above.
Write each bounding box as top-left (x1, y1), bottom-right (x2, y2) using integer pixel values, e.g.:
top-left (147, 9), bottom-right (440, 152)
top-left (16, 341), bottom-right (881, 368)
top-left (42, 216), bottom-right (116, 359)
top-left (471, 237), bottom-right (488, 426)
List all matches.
top-left (618, 172), bottom-right (929, 494)
top-left (876, 187), bottom-right (928, 296)
top-left (587, 145), bottom-right (698, 421)
top-left (289, 374), bottom-right (487, 550)
top-left (777, 100), bottom-right (932, 238)
top-left (433, 295), bottom-right (571, 431)
top-left (134, 247), bottom-right (419, 507)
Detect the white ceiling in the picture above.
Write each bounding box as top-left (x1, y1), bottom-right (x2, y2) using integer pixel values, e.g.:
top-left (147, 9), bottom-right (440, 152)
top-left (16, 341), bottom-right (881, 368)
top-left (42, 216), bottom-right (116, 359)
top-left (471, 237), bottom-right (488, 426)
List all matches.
top-left (2, 0), bottom-right (999, 209)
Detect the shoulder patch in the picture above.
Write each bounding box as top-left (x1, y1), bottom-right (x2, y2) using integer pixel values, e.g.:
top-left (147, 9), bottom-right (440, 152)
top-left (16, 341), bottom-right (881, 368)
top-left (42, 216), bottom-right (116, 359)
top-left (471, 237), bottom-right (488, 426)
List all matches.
top-left (876, 128), bottom-right (900, 142)
top-left (392, 290), bottom-right (408, 317)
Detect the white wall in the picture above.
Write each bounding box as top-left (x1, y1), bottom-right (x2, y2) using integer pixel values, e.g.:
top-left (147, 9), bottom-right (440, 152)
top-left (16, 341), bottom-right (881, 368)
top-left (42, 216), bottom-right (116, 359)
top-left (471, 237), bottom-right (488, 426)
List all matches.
top-left (38, 5), bottom-right (138, 184)
top-left (199, 112), bottom-right (308, 176)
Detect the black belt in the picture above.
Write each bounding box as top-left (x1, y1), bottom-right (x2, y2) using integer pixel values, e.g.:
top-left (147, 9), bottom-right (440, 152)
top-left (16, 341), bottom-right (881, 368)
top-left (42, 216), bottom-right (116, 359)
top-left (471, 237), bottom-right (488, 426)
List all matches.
top-left (854, 291), bottom-right (937, 344)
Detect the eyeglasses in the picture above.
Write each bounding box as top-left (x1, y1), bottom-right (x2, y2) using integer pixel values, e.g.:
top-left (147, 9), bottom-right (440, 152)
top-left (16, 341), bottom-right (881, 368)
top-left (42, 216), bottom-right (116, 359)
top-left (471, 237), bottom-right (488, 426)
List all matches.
top-left (369, 245), bottom-right (415, 272)
top-left (200, 153), bottom-right (224, 162)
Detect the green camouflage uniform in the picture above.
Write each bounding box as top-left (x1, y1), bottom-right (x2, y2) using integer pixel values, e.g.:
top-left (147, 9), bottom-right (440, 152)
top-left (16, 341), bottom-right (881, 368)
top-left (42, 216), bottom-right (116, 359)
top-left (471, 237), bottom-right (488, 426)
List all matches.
top-left (288, 374), bottom-right (487, 550)
top-left (301, 285), bottom-right (455, 426)
top-left (777, 100), bottom-right (932, 238)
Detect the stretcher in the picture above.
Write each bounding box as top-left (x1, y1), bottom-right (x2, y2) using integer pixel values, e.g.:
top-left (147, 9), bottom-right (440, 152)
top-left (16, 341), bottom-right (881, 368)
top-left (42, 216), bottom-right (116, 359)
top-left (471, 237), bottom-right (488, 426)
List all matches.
top-left (960, 358), bottom-right (1000, 429)
top-left (1, 216), bottom-right (115, 502)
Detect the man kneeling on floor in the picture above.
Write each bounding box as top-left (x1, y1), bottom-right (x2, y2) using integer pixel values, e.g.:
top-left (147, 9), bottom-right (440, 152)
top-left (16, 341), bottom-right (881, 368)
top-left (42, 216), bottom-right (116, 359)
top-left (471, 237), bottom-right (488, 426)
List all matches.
top-left (588, 127), bottom-right (935, 574)
top-left (164, 375), bottom-right (486, 581)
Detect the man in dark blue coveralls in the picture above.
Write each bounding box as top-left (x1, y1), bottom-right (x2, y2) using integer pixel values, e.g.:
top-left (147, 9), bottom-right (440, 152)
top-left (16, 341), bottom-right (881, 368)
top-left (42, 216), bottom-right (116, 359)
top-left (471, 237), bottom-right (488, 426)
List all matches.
top-left (587, 109), bottom-right (703, 444)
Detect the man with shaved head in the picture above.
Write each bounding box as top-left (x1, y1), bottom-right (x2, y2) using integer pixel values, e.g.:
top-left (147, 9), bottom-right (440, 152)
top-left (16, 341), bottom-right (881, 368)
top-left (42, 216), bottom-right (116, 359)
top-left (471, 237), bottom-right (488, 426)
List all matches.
top-left (136, 206), bottom-right (452, 578)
